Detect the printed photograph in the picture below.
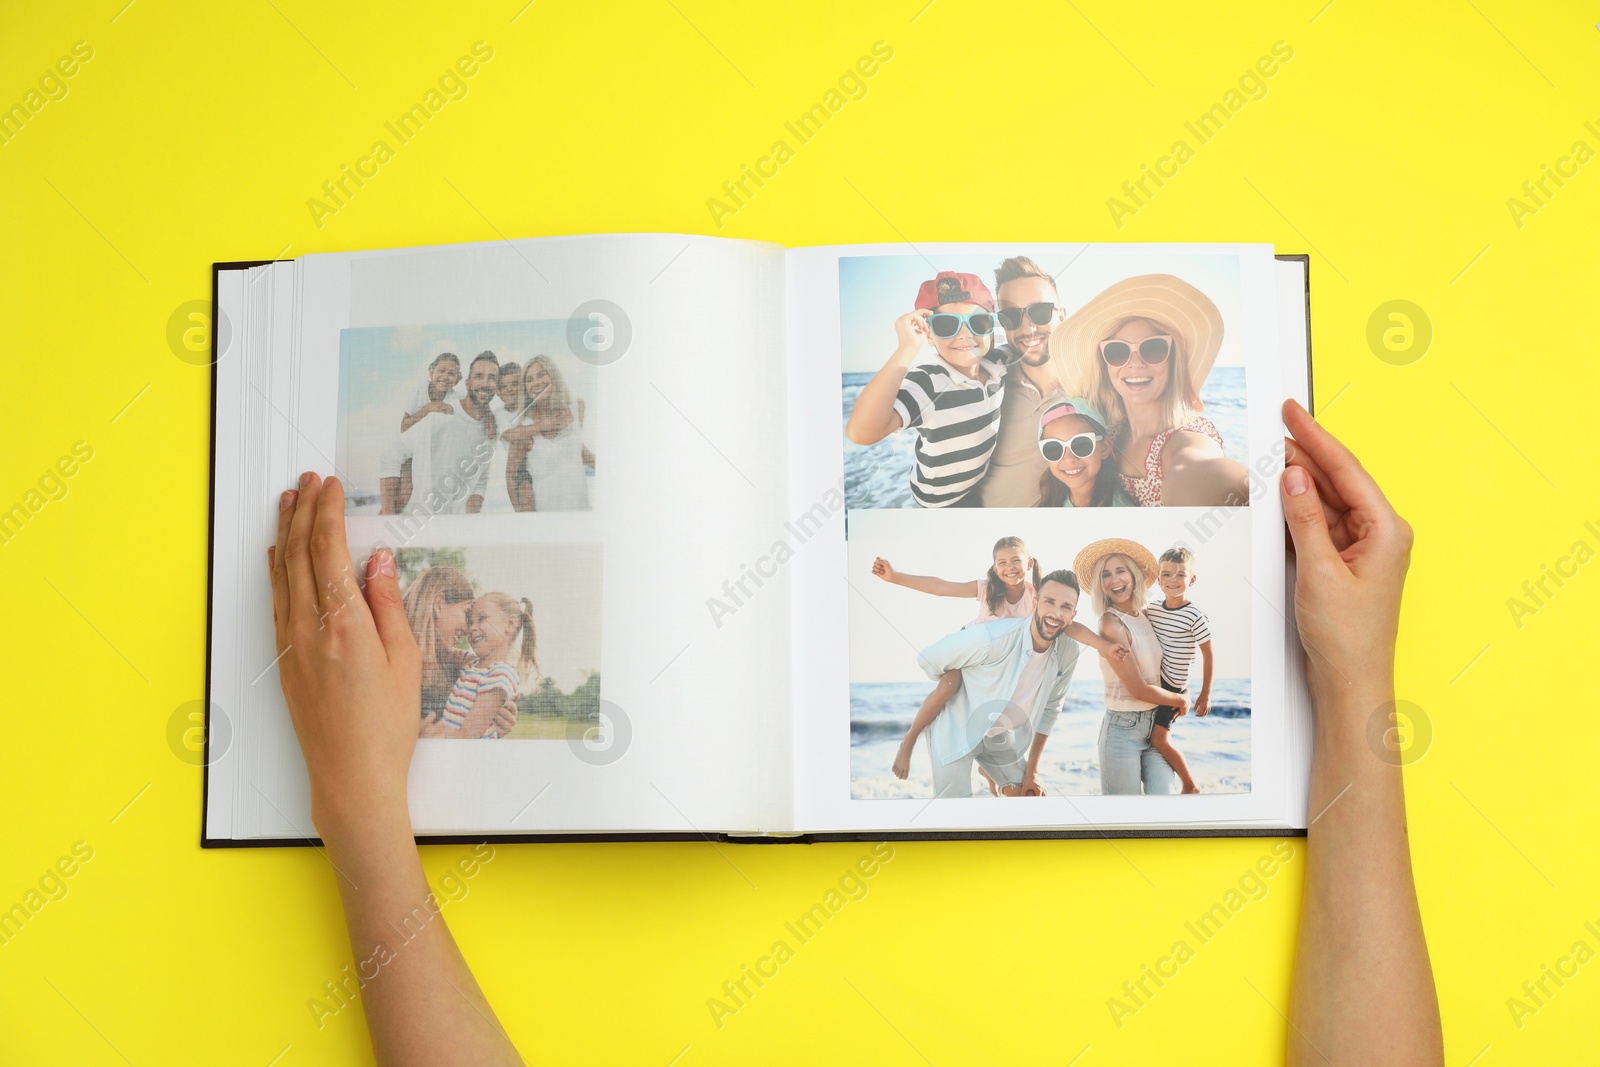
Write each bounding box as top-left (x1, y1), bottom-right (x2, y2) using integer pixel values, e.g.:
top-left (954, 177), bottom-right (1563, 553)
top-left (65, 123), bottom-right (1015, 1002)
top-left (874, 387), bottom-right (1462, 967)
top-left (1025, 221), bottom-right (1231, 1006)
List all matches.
top-left (338, 319), bottom-right (596, 516)
top-left (840, 252), bottom-right (1250, 511)
top-left (847, 508), bottom-right (1251, 799)
top-left (395, 544), bottom-right (602, 741)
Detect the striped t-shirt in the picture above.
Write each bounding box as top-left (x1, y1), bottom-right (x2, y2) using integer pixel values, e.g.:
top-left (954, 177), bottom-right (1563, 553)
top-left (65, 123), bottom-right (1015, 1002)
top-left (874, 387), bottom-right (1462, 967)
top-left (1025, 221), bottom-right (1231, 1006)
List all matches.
top-left (1144, 600), bottom-right (1212, 689)
top-left (892, 356), bottom-right (1006, 507)
top-left (442, 656), bottom-right (519, 734)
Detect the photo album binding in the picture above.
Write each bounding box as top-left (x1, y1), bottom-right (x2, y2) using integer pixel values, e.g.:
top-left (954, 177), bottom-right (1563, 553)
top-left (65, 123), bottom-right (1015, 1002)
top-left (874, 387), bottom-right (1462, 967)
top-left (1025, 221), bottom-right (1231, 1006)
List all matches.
top-left (205, 237), bottom-right (1314, 846)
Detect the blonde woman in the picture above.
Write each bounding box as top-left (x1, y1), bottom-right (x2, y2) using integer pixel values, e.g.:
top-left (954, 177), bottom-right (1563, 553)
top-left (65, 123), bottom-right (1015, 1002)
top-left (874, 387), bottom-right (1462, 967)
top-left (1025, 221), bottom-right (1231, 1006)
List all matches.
top-left (1075, 538), bottom-right (1189, 794)
top-left (1051, 275), bottom-right (1249, 507)
top-left (504, 355), bottom-right (592, 511)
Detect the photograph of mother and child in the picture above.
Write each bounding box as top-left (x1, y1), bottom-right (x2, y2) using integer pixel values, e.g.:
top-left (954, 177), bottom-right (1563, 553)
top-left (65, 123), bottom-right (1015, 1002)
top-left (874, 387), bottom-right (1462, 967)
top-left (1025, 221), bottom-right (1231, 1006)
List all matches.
top-left (841, 253), bottom-right (1251, 511)
top-left (392, 544), bottom-right (602, 741)
top-left (848, 515), bottom-right (1251, 799)
top-left (337, 319), bottom-right (596, 517)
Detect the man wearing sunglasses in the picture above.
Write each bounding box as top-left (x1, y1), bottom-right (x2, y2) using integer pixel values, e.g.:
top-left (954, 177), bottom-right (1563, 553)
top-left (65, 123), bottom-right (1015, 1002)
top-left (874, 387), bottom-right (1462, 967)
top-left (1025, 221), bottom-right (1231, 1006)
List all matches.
top-left (844, 270), bottom-right (1006, 508)
top-left (976, 256), bottom-right (1070, 508)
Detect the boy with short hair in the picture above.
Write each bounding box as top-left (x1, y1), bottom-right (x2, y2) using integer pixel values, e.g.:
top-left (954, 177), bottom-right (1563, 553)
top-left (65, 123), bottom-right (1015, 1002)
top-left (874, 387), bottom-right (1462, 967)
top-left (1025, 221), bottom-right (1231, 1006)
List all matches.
top-left (1145, 546), bottom-right (1214, 794)
top-left (844, 271), bottom-right (1007, 508)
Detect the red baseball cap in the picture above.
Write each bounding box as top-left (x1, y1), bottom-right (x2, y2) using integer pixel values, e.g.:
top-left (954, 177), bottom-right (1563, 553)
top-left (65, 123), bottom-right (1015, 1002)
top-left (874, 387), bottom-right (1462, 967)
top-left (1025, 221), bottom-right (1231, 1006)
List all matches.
top-left (914, 271), bottom-right (995, 312)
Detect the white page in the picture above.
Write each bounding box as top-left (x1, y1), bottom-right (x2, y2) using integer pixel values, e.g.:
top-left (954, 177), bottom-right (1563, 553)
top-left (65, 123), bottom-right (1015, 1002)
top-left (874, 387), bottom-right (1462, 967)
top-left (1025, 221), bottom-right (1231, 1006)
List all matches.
top-left (212, 234), bottom-right (795, 838)
top-left (786, 243), bottom-right (1289, 833)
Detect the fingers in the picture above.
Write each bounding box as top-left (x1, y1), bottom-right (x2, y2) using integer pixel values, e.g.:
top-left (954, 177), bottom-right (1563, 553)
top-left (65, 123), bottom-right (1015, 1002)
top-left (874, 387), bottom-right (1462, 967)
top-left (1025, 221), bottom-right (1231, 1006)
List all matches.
top-left (310, 477), bottom-right (370, 625)
top-left (1283, 435), bottom-right (1346, 516)
top-left (363, 548), bottom-right (420, 667)
top-left (284, 473), bottom-right (322, 627)
top-left (1282, 400), bottom-right (1394, 517)
top-left (269, 489), bottom-right (296, 646)
top-left (1281, 463), bottom-right (1341, 569)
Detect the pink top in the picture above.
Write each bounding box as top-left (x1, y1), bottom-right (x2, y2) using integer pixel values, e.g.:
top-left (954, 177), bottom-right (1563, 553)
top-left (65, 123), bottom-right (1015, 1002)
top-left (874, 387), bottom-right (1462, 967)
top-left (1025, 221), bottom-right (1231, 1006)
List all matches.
top-left (1121, 417), bottom-right (1226, 507)
top-left (971, 578), bottom-right (1035, 625)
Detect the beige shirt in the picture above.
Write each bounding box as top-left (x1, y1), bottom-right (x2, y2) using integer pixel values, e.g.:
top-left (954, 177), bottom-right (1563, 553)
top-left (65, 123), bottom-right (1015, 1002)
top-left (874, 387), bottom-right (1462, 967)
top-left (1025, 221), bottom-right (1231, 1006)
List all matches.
top-left (976, 358), bottom-right (1065, 508)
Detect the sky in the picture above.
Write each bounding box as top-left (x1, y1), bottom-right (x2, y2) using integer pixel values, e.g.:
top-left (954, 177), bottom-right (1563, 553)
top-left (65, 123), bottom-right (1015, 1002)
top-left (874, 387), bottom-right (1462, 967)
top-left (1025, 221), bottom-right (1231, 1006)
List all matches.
top-left (396, 542), bottom-right (602, 693)
top-left (839, 249), bottom-right (1245, 375)
top-left (337, 319), bottom-right (597, 495)
top-left (846, 504), bottom-right (1253, 684)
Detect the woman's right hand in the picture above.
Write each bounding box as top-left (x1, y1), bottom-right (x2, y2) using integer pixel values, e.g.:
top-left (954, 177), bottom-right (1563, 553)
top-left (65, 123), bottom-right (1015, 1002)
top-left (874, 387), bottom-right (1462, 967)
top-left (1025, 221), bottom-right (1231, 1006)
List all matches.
top-left (1280, 400), bottom-right (1413, 699)
top-left (871, 556), bottom-right (896, 582)
top-left (269, 473), bottom-right (423, 837)
top-left (893, 308), bottom-right (931, 352)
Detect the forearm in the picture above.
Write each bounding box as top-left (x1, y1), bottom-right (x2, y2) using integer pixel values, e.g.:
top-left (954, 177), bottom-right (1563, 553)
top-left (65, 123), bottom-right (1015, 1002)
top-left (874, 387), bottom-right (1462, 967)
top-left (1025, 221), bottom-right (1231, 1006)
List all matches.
top-left (318, 805), bottom-right (522, 1067)
top-left (400, 412), bottom-right (423, 432)
top-left (1288, 679), bottom-right (1441, 1067)
top-left (845, 350), bottom-right (914, 444)
top-left (894, 572), bottom-right (974, 598)
top-left (1066, 620), bottom-right (1114, 656)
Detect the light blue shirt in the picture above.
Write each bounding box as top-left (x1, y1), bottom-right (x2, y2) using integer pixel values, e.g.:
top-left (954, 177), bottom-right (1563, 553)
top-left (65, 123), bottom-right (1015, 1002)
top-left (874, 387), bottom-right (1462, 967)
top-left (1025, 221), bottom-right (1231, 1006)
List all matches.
top-left (918, 617), bottom-right (1080, 767)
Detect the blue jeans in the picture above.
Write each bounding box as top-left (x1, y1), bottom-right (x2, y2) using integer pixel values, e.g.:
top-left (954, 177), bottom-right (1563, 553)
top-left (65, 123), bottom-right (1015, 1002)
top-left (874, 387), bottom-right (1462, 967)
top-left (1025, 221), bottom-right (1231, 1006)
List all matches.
top-left (1097, 709), bottom-right (1178, 795)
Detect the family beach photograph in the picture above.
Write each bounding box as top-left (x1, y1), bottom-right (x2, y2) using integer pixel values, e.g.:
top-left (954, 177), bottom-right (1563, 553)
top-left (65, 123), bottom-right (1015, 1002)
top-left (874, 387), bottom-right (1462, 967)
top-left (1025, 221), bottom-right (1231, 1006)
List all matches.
top-left (392, 544), bottom-right (602, 742)
top-left (337, 319), bottom-right (597, 517)
top-left (840, 251), bottom-right (1252, 512)
top-left (847, 507), bottom-right (1251, 799)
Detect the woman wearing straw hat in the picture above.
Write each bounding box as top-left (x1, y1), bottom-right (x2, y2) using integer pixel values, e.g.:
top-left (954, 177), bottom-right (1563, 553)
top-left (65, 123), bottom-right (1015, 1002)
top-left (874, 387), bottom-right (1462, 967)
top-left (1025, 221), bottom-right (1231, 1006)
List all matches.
top-left (1075, 538), bottom-right (1191, 794)
top-left (1050, 275), bottom-right (1250, 507)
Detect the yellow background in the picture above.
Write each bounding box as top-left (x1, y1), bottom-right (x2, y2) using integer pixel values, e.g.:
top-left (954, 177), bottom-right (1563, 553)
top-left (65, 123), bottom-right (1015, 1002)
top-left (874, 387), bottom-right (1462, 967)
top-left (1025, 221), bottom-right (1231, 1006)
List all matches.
top-left (2, 1), bottom-right (1596, 1063)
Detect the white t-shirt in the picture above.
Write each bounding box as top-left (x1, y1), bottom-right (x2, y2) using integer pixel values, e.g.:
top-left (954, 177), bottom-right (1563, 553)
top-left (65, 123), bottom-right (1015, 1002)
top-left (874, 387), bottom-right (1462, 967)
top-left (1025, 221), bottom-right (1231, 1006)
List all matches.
top-left (987, 646), bottom-right (1051, 737)
top-left (392, 406), bottom-right (494, 513)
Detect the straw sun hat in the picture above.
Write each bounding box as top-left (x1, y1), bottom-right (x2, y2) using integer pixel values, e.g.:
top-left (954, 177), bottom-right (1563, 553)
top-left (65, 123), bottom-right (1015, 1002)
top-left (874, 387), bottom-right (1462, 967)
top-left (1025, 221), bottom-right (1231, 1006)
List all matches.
top-left (1073, 538), bottom-right (1159, 595)
top-left (1048, 274), bottom-right (1225, 405)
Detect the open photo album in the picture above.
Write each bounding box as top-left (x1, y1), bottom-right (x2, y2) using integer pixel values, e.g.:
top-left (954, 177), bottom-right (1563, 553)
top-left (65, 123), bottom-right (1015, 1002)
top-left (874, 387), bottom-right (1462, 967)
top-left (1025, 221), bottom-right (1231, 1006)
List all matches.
top-left (205, 236), bottom-right (1313, 846)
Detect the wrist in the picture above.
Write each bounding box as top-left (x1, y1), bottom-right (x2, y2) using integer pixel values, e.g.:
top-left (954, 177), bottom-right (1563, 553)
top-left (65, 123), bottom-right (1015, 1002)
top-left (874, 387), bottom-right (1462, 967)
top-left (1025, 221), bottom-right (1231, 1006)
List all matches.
top-left (311, 779), bottom-right (410, 845)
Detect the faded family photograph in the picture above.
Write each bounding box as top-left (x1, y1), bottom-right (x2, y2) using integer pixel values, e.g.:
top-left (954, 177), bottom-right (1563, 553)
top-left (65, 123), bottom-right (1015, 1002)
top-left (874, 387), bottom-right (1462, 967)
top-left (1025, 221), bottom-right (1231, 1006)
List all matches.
top-left (847, 508), bottom-right (1252, 799)
top-left (337, 319), bottom-right (596, 517)
top-left (393, 544), bottom-right (602, 741)
top-left (841, 251), bottom-right (1252, 511)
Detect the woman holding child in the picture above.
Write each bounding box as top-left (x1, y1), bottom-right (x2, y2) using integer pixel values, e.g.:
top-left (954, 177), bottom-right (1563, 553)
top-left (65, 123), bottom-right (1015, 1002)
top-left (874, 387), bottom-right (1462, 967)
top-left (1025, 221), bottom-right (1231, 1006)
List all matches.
top-left (1050, 275), bottom-right (1249, 508)
top-left (401, 565), bottom-right (522, 739)
top-left (1078, 538), bottom-right (1188, 795)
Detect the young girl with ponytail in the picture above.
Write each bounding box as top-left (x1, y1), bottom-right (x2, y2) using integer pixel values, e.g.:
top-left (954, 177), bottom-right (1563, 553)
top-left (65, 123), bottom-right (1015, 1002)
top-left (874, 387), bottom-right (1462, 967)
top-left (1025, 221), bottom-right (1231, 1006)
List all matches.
top-left (420, 592), bottom-right (538, 740)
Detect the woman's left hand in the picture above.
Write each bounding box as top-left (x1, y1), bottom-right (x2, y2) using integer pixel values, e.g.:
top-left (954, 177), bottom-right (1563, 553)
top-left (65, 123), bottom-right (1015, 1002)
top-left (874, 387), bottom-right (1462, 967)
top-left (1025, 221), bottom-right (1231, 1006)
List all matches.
top-left (269, 473), bottom-right (422, 836)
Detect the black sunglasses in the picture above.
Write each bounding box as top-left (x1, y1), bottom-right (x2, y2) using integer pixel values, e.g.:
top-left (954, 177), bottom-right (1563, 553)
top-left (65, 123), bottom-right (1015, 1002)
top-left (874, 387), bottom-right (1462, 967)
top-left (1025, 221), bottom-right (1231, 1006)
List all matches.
top-left (1099, 335), bottom-right (1173, 367)
top-left (996, 302), bottom-right (1058, 331)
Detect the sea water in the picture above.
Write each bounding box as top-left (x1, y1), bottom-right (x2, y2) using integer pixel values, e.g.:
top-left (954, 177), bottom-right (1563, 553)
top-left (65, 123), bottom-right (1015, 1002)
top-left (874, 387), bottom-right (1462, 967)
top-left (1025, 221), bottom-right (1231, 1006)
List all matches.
top-left (843, 366), bottom-right (1249, 511)
top-left (850, 676), bottom-right (1251, 799)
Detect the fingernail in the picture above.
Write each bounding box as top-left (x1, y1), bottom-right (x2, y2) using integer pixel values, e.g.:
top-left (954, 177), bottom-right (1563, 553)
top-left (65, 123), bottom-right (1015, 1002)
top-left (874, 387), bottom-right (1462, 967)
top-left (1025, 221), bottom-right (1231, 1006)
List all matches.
top-left (368, 548), bottom-right (395, 579)
top-left (280, 489), bottom-right (296, 511)
top-left (299, 471), bottom-right (313, 488)
top-left (1284, 466), bottom-right (1309, 497)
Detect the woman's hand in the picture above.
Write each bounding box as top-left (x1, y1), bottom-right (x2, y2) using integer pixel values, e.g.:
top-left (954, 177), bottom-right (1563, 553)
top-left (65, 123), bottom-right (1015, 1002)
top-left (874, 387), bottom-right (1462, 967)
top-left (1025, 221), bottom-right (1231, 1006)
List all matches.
top-left (268, 472), bottom-right (422, 837)
top-left (870, 556), bottom-right (897, 582)
top-left (1280, 399), bottom-right (1414, 700)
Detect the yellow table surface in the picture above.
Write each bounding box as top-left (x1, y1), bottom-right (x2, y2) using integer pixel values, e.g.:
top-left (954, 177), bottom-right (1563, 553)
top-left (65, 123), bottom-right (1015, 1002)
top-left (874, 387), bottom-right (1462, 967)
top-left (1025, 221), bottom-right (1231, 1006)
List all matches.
top-left (3, 2), bottom-right (1596, 1063)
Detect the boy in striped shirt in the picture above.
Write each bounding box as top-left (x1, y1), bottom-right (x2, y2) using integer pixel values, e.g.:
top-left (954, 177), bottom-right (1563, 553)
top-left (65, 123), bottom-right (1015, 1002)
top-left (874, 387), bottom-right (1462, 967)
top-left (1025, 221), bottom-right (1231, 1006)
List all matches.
top-left (845, 271), bottom-right (1007, 507)
top-left (1146, 546), bottom-right (1214, 794)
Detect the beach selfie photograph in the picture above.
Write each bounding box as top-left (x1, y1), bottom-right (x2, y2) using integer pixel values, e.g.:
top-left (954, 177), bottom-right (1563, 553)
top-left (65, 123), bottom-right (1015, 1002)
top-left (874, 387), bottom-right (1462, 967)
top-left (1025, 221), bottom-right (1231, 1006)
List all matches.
top-left (840, 251), bottom-right (1251, 512)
